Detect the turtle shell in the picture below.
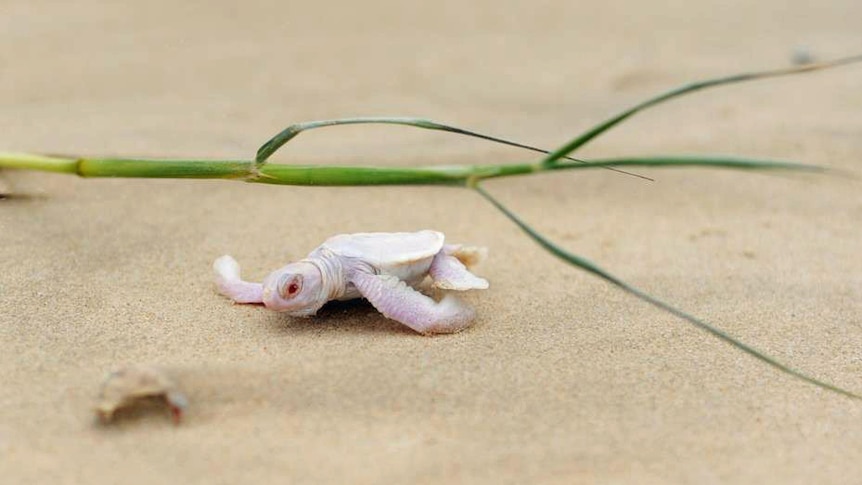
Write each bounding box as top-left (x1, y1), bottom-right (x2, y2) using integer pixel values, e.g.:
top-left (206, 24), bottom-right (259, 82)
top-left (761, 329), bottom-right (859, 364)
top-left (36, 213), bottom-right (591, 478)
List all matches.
top-left (320, 230), bottom-right (444, 268)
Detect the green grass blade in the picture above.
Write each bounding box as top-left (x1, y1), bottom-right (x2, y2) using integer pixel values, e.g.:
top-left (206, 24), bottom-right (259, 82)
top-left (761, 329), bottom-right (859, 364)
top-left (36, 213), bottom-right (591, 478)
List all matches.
top-left (0, 152), bottom-right (487, 186)
top-left (0, 152), bottom-right (826, 187)
top-left (255, 117), bottom-right (652, 181)
top-left (255, 117), bottom-right (573, 164)
top-left (473, 183), bottom-right (860, 399)
top-left (542, 54), bottom-right (862, 165)
top-left (542, 155), bottom-right (826, 174)
top-left (253, 163), bottom-right (473, 186)
top-left (0, 153), bottom-right (255, 179)
top-left (0, 152), bottom-right (80, 174)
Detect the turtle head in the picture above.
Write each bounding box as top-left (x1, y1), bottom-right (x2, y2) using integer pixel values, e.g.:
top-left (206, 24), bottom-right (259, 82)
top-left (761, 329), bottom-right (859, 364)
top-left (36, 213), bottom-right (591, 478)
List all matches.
top-left (261, 262), bottom-right (328, 316)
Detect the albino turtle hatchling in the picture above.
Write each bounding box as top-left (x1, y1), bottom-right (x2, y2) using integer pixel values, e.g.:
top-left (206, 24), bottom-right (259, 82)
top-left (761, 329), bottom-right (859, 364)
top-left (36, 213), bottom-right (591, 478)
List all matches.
top-left (95, 365), bottom-right (189, 424)
top-left (213, 230), bottom-right (489, 334)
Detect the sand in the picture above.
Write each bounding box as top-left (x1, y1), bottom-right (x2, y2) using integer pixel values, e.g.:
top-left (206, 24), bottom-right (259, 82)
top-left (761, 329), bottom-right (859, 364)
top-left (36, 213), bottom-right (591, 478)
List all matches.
top-left (1, 1), bottom-right (861, 483)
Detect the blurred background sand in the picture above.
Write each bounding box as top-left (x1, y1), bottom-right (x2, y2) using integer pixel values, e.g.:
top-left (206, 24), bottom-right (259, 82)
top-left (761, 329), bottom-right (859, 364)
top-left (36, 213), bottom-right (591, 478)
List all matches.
top-left (1, 1), bottom-right (861, 483)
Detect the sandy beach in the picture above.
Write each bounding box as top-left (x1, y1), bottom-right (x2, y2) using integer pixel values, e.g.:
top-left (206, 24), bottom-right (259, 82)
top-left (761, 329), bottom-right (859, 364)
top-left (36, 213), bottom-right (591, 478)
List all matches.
top-left (1, 1), bottom-right (861, 483)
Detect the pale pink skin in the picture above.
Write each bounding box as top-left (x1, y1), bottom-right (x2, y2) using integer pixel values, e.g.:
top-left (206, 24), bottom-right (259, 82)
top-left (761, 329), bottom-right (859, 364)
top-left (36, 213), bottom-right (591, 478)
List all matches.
top-left (213, 231), bottom-right (488, 334)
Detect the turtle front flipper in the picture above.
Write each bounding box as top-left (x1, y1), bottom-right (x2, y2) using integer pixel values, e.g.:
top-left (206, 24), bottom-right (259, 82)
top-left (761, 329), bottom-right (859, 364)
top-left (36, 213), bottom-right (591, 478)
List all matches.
top-left (429, 248), bottom-right (489, 291)
top-left (213, 255), bottom-right (264, 304)
top-left (350, 270), bottom-right (475, 334)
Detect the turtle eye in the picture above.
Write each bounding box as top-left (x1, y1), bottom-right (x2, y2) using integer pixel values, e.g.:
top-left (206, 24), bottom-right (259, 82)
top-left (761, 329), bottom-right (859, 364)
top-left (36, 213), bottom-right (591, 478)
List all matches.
top-left (278, 275), bottom-right (303, 299)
